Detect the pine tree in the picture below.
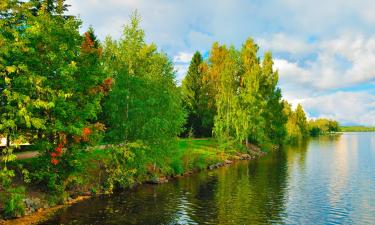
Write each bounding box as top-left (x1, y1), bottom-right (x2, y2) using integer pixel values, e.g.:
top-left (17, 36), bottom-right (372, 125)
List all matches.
top-left (181, 52), bottom-right (205, 137)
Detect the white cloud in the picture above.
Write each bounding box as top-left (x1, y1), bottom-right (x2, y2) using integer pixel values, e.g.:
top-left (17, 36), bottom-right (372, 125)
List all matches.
top-left (300, 91), bottom-right (375, 126)
top-left (272, 35), bottom-right (375, 91)
top-left (173, 52), bottom-right (194, 64)
top-left (173, 52), bottom-right (194, 83)
top-left (257, 33), bottom-right (315, 55)
top-left (174, 63), bottom-right (189, 84)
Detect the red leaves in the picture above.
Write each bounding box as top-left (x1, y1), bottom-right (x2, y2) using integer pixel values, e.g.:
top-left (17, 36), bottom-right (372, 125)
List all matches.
top-left (82, 127), bottom-right (92, 142)
top-left (89, 77), bottom-right (113, 95)
top-left (51, 140), bottom-right (65, 166)
top-left (83, 127), bottom-right (92, 136)
top-left (103, 77), bottom-right (113, 87)
top-left (55, 147), bottom-right (62, 153)
top-left (51, 158), bottom-right (59, 165)
top-left (81, 32), bottom-right (95, 53)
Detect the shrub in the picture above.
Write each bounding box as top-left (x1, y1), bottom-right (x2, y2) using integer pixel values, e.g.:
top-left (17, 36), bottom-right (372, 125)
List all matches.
top-left (2, 187), bottom-right (26, 218)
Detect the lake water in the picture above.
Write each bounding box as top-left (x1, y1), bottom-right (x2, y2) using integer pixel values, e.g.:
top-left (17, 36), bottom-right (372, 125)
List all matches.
top-left (41, 132), bottom-right (375, 224)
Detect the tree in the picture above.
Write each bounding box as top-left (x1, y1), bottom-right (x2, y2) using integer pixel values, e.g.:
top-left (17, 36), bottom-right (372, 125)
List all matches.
top-left (103, 13), bottom-right (185, 173)
top-left (181, 51), bottom-right (213, 137)
top-left (295, 103), bottom-right (308, 137)
top-left (211, 44), bottom-right (239, 142)
top-left (202, 39), bottom-right (288, 148)
top-left (182, 52), bottom-right (209, 137)
top-left (283, 102), bottom-right (309, 142)
top-left (1, 0), bottom-right (107, 201)
top-left (236, 39), bottom-right (265, 145)
top-left (260, 52), bottom-right (286, 145)
top-left (308, 118), bottom-right (339, 136)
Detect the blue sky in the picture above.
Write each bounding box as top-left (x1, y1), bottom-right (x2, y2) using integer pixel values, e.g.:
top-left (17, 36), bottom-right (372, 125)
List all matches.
top-left (67, 0), bottom-right (375, 126)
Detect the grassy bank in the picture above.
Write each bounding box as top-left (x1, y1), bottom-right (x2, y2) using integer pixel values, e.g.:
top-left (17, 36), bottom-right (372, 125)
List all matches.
top-left (340, 126), bottom-right (375, 132)
top-left (1, 138), bottom-right (260, 223)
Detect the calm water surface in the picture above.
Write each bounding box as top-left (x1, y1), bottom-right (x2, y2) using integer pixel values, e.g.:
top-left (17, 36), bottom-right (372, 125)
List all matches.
top-left (41, 132), bottom-right (375, 224)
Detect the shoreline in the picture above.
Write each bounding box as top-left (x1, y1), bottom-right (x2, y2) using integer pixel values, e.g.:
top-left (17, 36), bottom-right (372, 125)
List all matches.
top-left (1, 150), bottom-right (264, 225)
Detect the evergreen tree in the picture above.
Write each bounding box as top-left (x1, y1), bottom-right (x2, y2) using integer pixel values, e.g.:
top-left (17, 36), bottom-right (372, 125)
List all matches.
top-left (181, 51), bottom-right (210, 137)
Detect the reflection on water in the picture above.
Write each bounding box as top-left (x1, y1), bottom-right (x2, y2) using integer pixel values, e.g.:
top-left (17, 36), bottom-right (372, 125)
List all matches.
top-left (41, 133), bottom-right (375, 225)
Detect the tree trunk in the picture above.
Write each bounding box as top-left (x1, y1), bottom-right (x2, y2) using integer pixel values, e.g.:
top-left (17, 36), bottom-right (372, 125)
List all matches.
top-left (6, 133), bottom-right (9, 147)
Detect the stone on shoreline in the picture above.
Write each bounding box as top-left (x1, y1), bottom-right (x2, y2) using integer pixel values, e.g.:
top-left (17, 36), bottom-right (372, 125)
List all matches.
top-left (148, 177), bottom-right (168, 184)
top-left (224, 159), bottom-right (233, 164)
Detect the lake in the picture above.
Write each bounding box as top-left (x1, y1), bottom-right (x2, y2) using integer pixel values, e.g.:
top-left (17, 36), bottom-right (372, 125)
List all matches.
top-left (41, 132), bottom-right (375, 224)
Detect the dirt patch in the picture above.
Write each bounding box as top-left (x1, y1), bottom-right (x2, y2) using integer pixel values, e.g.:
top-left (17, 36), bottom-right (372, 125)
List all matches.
top-left (15, 152), bottom-right (39, 160)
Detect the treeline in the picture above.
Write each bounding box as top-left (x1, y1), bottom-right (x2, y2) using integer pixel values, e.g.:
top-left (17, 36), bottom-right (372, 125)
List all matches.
top-left (0, 0), bottom-right (339, 218)
top-left (181, 41), bottom-right (286, 148)
top-left (308, 119), bottom-right (339, 136)
top-left (340, 126), bottom-right (375, 132)
top-left (181, 47), bottom-right (339, 145)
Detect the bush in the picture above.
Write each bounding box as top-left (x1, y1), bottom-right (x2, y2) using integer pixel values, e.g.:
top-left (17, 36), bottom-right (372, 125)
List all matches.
top-left (2, 187), bottom-right (26, 218)
top-left (102, 143), bottom-right (140, 193)
top-left (170, 157), bottom-right (184, 175)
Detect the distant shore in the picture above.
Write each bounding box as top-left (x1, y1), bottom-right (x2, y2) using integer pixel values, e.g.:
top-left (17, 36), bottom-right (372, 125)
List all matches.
top-left (340, 126), bottom-right (375, 132)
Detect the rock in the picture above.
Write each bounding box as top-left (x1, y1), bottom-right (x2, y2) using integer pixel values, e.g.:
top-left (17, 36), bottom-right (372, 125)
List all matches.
top-left (224, 159), bottom-right (233, 164)
top-left (240, 154), bottom-right (251, 160)
top-left (208, 165), bottom-right (216, 170)
top-left (215, 162), bottom-right (224, 168)
top-left (148, 177), bottom-right (168, 184)
top-left (23, 197), bottom-right (43, 215)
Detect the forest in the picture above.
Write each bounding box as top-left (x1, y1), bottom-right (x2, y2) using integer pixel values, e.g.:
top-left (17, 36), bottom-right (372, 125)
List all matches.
top-left (0, 0), bottom-right (339, 219)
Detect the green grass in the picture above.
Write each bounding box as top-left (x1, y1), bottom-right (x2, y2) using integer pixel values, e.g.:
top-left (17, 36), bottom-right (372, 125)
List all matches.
top-left (340, 126), bottom-right (375, 132)
top-left (178, 138), bottom-right (219, 153)
top-left (174, 138), bottom-right (245, 173)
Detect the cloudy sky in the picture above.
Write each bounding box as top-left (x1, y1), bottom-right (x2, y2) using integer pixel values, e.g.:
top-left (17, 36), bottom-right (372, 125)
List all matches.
top-left (66, 0), bottom-right (375, 126)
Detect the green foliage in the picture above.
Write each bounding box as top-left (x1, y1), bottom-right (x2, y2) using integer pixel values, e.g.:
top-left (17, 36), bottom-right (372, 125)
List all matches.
top-left (198, 39), bottom-right (287, 148)
top-left (181, 51), bottom-right (213, 137)
top-left (340, 126), bottom-right (375, 132)
top-left (102, 143), bottom-right (138, 193)
top-left (308, 119), bottom-right (339, 136)
top-left (260, 52), bottom-right (287, 145)
top-left (170, 156), bottom-right (184, 174)
top-left (295, 104), bottom-right (308, 137)
top-left (1, 0), bottom-right (107, 205)
top-left (283, 102), bottom-right (338, 141)
top-left (102, 13), bottom-right (185, 173)
top-left (1, 186), bottom-right (26, 218)
top-left (283, 102), bottom-right (308, 142)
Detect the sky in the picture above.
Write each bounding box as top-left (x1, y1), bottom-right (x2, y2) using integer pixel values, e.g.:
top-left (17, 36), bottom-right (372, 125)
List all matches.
top-left (66, 0), bottom-right (375, 126)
